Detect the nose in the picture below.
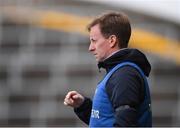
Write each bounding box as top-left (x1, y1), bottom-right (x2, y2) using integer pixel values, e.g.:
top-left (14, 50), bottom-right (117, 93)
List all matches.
top-left (89, 42), bottom-right (95, 52)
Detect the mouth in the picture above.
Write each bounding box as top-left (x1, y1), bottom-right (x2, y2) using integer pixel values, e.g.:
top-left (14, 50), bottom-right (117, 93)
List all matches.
top-left (92, 52), bottom-right (98, 58)
top-left (94, 54), bottom-right (98, 57)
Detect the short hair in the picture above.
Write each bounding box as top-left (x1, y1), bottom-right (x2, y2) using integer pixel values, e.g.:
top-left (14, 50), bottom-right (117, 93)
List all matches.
top-left (87, 11), bottom-right (131, 48)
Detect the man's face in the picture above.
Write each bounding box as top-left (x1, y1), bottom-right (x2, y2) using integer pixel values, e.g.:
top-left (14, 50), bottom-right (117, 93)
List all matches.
top-left (89, 24), bottom-right (111, 62)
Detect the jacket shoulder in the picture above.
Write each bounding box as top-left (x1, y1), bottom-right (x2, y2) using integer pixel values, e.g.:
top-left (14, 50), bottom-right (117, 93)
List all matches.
top-left (106, 65), bottom-right (145, 108)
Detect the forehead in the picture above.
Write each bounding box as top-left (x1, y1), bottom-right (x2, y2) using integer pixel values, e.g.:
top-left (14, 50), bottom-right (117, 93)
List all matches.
top-left (89, 24), bottom-right (101, 37)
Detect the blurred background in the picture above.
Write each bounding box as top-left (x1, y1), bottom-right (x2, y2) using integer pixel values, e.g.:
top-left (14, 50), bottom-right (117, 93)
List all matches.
top-left (0, 0), bottom-right (180, 127)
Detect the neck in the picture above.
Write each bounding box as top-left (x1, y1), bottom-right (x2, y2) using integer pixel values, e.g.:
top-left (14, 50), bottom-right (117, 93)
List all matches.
top-left (105, 50), bottom-right (120, 60)
top-left (103, 48), bottom-right (128, 61)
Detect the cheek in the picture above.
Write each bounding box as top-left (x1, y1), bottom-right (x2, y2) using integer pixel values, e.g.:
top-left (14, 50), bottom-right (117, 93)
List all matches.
top-left (100, 41), bottom-right (109, 51)
top-left (97, 41), bottom-right (109, 55)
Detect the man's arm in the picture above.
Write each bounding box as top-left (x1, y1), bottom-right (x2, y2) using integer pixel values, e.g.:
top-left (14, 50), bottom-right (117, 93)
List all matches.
top-left (64, 91), bottom-right (92, 124)
top-left (74, 97), bottom-right (92, 125)
top-left (106, 66), bottom-right (144, 126)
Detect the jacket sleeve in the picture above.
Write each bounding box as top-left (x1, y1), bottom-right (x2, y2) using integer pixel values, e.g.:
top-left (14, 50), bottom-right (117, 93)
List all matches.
top-left (106, 66), bottom-right (145, 126)
top-left (74, 97), bottom-right (92, 125)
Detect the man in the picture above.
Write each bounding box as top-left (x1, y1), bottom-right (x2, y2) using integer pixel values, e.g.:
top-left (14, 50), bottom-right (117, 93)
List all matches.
top-left (64, 11), bottom-right (152, 127)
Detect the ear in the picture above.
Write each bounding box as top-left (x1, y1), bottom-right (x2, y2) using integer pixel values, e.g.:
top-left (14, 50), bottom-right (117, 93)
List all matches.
top-left (109, 35), bottom-right (117, 48)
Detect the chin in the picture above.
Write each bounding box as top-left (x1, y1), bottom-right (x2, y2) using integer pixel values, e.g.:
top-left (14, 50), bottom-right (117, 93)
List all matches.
top-left (95, 58), bottom-right (100, 62)
top-left (96, 59), bottom-right (103, 62)
top-left (96, 59), bottom-right (99, 62)
top-left (95, 57), bottom-right (103, 62)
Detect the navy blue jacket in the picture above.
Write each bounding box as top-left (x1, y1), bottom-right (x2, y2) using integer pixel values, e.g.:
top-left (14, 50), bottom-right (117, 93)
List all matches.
top-left (74, 48), bottom-right (151, 126)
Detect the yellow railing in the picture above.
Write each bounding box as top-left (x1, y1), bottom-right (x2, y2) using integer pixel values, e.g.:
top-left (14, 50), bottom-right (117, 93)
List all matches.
top-left (2, 6), bottom-right (180, 64)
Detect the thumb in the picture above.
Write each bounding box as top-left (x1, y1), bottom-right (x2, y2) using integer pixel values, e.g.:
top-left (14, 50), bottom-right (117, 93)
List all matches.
top-left (72, 94), bottom-right (79, 100)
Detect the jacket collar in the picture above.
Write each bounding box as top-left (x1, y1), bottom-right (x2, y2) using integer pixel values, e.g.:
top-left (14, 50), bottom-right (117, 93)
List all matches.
top-left (97, 48), bottom-right (151, 76)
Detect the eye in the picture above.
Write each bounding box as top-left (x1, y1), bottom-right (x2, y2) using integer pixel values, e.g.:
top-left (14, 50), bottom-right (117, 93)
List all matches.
top-left (90, 38), bottom-right (97, 43)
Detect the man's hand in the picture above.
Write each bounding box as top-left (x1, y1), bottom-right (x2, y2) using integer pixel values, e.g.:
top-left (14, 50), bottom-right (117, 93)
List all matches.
top-left (64, 91), bottom-right (85, 108)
